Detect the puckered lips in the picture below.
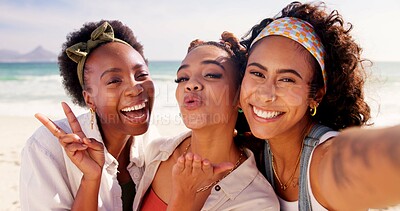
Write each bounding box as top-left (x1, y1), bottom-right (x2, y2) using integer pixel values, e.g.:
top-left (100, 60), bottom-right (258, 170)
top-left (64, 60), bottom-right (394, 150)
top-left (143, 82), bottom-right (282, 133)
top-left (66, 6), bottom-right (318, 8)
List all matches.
top-left (251, 105), bottom-right (284, 122)
top-left (183, 93), bottom-right (202, 110)
top-left (120, 99), bottom-right (149, 123)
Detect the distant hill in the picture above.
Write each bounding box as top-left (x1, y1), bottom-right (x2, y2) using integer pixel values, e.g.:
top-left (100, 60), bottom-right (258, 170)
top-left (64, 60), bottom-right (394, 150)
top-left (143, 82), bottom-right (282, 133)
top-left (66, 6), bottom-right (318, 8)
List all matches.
top-left (0, 46), bottom-right (57, 62)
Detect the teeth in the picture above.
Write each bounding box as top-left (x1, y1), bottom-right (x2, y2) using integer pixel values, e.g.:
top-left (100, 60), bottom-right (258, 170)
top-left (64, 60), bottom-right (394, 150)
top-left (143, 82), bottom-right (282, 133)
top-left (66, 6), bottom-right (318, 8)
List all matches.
top-left (121, 102), bottom-right (146, 112)
top-left (253, 106), bottom-right (282, 119)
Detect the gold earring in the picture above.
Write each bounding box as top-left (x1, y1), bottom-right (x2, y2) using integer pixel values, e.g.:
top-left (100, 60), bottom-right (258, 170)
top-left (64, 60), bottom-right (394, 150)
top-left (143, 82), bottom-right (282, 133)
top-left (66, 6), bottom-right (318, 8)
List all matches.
top-left (310, 105), bottom-right (317, 117)
top-left (90, 108), bottom-right (95, 129)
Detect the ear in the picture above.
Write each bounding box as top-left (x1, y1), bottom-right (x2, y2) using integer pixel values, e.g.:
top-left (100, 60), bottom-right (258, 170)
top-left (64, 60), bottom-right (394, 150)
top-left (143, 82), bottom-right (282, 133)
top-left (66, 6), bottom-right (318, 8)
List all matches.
top-left (83, 90), bottom-right (95, 109)
top-left (310, 87), bottom-right (325, 107)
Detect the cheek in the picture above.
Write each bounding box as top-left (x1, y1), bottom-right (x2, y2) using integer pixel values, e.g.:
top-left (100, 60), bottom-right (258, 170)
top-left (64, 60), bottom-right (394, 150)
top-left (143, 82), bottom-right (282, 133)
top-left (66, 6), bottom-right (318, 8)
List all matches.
top-left (279, 85), bottom-right (309, 107)
top-left (240, 77), bottom-right (254, 103)
top-left (142, 80), bottom-right (155, 97)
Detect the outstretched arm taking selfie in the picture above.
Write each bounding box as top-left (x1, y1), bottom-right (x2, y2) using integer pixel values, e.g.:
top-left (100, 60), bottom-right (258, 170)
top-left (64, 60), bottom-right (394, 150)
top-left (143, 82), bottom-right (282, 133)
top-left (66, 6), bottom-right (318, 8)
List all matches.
top-left (313, 125), bottom-right (400, 210)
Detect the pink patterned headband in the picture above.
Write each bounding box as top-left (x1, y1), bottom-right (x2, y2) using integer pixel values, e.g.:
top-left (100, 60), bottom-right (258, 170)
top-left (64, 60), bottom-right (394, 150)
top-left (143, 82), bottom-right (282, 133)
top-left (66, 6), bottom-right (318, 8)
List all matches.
top-left (250, 17), bottom-right (327, 92)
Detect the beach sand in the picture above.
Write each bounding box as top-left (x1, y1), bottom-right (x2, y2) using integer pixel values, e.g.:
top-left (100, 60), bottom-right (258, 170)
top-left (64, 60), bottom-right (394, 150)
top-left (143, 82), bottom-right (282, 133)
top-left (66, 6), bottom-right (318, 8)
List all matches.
top-left (0, 115), bottom-right (187, 210)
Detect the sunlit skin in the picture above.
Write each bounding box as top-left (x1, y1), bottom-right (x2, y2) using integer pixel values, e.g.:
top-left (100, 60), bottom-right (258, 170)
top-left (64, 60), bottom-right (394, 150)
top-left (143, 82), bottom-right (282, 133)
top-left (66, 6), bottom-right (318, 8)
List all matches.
top-left (83, 42), bottom-right (154, 155)
top-left (240, 36), bottom-right (320, 201)
top-left (150, 45), bottom-right (243, 210)
top-left (175, 45), bottom-right (239, 130)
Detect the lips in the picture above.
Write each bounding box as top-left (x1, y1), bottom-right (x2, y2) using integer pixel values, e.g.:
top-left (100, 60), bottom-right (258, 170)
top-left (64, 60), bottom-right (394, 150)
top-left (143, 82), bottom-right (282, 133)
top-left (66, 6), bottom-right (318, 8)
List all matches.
top-left (183, 94), bottom-right (202, 110)
top-left (120, 100), bottom-right (148, 123)
top-left (252, 106), bottom-right (284, 120)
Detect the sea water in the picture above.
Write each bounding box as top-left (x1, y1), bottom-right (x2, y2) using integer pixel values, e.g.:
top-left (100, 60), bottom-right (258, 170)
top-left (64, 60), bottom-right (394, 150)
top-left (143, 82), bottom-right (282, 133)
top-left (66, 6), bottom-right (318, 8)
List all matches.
top-left (0, 61), bottom-right (399, 127)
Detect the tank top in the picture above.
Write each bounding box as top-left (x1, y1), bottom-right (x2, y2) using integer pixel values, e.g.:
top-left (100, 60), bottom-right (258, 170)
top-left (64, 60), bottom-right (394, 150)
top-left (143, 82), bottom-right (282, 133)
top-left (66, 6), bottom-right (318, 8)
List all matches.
top-left (262, 124), bottom-right (336, 211)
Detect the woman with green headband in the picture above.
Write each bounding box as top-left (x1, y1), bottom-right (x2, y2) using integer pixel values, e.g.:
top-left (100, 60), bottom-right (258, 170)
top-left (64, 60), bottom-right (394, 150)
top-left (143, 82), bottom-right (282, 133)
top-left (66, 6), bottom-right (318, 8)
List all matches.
top-left (20, 20), bottom-right (159, 211)
top-left (237, 1), bottom-right (400, 210)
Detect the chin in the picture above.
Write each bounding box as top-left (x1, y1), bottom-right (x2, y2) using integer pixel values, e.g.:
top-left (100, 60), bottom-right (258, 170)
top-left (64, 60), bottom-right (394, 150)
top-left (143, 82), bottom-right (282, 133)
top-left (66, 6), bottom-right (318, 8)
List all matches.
top-left (126, 122), bottom-right (150, 136)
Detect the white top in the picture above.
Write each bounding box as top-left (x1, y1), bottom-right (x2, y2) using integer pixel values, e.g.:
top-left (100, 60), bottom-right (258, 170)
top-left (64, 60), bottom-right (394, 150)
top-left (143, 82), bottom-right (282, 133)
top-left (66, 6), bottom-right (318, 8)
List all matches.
top-left (19, 111), bottom-right (159, 211)
top-left (278, 131), bottom-right (339, 211)
top-left (133, 131), bottom-right (280, 211)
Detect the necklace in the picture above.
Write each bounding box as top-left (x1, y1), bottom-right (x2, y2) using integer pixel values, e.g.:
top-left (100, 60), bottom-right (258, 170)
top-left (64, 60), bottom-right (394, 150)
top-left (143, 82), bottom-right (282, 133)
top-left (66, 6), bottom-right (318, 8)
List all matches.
top-left (271, 141), bottom-right (303, 191)
top-left (196, 148), bottom-right (244, 193)
top-left (183, 142), bottom-right (191, 155)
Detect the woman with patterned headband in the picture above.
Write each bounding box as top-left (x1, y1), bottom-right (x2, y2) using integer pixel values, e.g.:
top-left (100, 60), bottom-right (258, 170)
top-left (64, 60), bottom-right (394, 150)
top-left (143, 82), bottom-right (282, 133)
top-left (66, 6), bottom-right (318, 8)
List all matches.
top-left (238, 1), bottom-right (400, 210)
top-left (20, 20), bottom-right (159, 210)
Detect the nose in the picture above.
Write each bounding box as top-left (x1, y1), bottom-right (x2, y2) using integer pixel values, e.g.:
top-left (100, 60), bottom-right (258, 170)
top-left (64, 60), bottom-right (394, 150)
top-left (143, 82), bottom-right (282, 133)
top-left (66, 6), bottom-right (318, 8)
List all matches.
top-left (125, 82), bottom-right (144, 97)
top-left (255, 81), bottom-right (276, 103)
top-left (185, 78), bottom-right (203, 92)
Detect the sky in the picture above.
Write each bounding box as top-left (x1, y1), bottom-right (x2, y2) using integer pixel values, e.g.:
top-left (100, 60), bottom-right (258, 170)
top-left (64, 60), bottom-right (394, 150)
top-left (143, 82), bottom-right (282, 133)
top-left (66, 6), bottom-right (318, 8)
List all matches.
top-left (0, 0), bottom-right (399, 62)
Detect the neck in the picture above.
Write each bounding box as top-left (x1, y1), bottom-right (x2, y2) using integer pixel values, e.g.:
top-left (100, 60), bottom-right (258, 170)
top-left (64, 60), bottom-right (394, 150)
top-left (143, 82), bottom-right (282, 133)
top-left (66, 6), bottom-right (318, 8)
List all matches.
top-left (189, 124), bottom-right (240, 164)
top-left (268, 118), bottom-right (314, 163)
top-left (99, 123), bottom-right (132, 161)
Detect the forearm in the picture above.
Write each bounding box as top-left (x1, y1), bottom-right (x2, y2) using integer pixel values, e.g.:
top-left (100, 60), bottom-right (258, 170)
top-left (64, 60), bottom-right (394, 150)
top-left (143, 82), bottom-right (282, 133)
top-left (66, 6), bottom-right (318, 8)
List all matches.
top-left (71, 175), bottom-right (101, 211)
top-left (318, 125), bottom-right (400, 209)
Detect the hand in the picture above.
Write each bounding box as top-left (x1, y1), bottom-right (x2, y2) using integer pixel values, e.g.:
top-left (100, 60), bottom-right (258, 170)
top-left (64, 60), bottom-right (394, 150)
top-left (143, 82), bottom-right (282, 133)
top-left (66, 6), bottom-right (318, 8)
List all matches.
top-left (171, 152), bottom-right (234, 195)
top-left (35, 102), bottom-right (105, 180)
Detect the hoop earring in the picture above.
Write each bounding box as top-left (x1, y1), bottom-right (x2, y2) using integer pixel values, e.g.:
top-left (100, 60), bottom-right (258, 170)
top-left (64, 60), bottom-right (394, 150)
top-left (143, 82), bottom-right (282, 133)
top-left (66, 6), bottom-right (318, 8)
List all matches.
top-left (90, 108), bottom-right (95, 129)
top-left (310, 105), bottom-right (317, 117)
top-left (238, 108), bottom-right (243, 113)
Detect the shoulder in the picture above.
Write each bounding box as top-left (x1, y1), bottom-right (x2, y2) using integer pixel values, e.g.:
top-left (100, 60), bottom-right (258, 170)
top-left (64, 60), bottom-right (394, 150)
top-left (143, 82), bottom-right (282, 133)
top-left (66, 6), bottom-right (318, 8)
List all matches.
top-left (143, 130), bottom-right (192, 161)
top-left (223, 149), bottom-right (279, 207)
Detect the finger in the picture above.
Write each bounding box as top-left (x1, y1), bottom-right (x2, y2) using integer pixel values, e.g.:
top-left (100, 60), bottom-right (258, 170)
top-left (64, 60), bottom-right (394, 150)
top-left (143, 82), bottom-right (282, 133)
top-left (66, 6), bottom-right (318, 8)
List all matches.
top-left (64, 143), bottom-right (88, 154)
top-left (59, 134), bottom-right (82, 147)
top-left (192, 154), bottom-right (202, 175)
top-left (213, 162), bottom-right (234, 175)
top-left (61, 102), bottom-right (86, 139)
top-left (185, 152), bottom-right (194, 172)
top-left (175, 155), bottom-right (186, 172)
top-left (83, 138), bottom-right (104, 151)
top-left (34, 113), bottom-right (66, 138)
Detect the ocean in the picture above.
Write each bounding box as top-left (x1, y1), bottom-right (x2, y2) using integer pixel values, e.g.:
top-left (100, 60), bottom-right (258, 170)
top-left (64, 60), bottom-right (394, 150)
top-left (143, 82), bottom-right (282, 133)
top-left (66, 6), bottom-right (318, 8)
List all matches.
top-left (0, 61), bottom-right (399, 127)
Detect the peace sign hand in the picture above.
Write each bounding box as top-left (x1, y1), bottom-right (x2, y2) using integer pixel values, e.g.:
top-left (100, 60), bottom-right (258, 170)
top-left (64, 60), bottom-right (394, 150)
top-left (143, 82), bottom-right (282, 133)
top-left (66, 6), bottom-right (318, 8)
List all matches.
top-left (35, 102), bottom-right (105, 180)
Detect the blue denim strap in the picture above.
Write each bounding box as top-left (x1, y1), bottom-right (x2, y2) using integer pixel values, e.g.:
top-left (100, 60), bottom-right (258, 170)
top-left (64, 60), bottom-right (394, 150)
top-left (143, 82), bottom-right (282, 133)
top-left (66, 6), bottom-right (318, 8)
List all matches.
top-left (263, 140), bottom-right (275, 189)
top-left (263, 124), bottom-right (332, 211)
top-left (298, 124), bottom-right (332, 211)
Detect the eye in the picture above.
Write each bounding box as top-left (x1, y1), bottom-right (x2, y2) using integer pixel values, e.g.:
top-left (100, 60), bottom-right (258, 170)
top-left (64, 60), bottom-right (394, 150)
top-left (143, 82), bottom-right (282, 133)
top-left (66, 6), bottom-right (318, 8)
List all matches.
top-left (136, 71), bottom-right (149, 80)
top-left (278, 77), bottom-right (295, 83)
top-left (174, 77), bottom-right (189, 83)
top-left (205, 73), bottom-right (222, 79)
top-left (107, 78), bottom-right (122, 85)
top-left (250, 71), bottom-right (265, 78)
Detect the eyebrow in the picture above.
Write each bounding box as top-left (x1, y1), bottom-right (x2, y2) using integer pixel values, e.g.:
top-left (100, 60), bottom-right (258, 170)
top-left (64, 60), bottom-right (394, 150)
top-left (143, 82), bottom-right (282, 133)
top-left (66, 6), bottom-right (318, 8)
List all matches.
top-left (247, 62), bottom-right (267, 71)
top-left (100, 64), bottom-right (145, 79)
top-left (177, 60), bottom-right (225, 73)
top-left (247, 62), bottom-right (303, 79)
top-left (201, 60), bottom-right (225, 71)
top-left (100, 68), bottom-right (122, 79)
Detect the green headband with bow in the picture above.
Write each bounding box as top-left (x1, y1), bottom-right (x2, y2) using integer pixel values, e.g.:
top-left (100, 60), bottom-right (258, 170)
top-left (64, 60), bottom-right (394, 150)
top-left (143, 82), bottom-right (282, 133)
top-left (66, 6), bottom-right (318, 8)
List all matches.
top-left (66, 21), bottom-right (130, 87)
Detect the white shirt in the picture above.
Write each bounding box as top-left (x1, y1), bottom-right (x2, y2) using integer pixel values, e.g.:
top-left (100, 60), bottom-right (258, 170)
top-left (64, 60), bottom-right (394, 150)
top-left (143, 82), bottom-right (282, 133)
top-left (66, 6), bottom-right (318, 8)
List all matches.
top-left (19, 111), bottom-right (159, 211)
top-left (133, 131), bottom-right (280, 211)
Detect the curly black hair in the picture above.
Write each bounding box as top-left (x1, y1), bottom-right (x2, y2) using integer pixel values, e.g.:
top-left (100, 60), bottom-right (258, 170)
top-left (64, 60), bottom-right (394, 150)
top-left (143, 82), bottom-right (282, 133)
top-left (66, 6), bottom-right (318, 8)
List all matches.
top-left (58, 20), bottom-right (146, 107)
top-left (241, 1), bottom-right (371, 131)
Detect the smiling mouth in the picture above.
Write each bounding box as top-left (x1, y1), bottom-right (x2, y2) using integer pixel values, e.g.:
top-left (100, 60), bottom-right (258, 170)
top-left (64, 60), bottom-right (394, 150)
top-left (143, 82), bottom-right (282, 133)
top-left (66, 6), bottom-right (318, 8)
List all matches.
top-left (253, 106), bottom-right (284, 119)
top-left (120, 102), bottom-right (147, 120)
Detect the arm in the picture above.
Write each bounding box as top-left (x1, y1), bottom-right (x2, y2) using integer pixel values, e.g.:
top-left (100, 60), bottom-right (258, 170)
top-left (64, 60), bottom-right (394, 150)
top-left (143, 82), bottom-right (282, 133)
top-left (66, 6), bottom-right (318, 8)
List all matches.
top-left (34, 102), bottom-right (105, 211)
top-left (312, 125), bottom-right (400, 210)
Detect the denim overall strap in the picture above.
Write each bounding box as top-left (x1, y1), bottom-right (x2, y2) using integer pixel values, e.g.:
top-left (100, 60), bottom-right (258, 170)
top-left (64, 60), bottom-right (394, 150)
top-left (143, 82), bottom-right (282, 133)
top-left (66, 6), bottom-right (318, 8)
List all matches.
top-left (262, 140), bottom-right (275, 189)
top-left (298, 124), bottom-right (333, 211)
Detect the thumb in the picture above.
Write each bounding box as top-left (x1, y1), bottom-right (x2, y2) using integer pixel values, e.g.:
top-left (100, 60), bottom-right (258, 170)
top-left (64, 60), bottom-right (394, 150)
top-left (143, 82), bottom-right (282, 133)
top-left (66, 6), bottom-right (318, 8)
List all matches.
top-left (212, 162), bottom-right (234, 175)
top-left (83, 138), bottom-right (104, 151)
